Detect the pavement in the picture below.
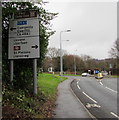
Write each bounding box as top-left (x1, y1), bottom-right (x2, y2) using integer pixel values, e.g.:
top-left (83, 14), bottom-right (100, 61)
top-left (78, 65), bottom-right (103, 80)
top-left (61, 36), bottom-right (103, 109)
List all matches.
top-left (53, 77), bottom-right (92, 119)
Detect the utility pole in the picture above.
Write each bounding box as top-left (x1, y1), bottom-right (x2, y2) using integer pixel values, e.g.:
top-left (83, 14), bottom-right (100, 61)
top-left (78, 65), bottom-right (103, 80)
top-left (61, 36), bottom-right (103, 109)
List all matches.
top-left (74, 50), bottom-right (77, 75)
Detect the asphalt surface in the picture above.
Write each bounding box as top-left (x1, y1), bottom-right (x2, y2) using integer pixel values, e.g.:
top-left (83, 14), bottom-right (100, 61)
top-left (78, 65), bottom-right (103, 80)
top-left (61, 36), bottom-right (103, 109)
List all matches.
top-left (71, 76), bottom-right (118, 119)
top-left (53, 77), bottom-right (92, 119)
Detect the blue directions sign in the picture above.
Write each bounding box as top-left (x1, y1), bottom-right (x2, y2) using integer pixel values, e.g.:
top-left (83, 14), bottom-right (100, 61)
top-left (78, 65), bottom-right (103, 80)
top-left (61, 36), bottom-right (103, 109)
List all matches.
top-left (17, 21), bottom-right (27, 25)
top-left (95, 70), bottom-right (99, 74)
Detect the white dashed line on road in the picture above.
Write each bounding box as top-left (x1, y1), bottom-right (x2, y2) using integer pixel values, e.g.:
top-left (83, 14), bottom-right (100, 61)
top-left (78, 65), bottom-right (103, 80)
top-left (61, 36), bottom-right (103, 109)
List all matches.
top-left (110, 112), bottom-right (119, 118)
top-left (77, 80), bottom-right (81, 90)
top-left (82, 92), bottom-right (97, 103)
top-left (105, 87), bottom-right (117, 93)
top-left (77, 81), bottom-right (79, 84)
top-left (77, 84), bottom-right (81, 90)
top-left (99, 82), bottom-right (103, 86)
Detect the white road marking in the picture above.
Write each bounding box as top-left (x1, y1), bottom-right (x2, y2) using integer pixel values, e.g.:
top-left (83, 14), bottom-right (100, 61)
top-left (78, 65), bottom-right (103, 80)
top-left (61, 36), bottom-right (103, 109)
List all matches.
top-left (70, 87), bottom-right (97, 119)
top-left (77, 84), bottom-right (81, 90)
top-left (105, 87), bottom-right (117, 93)
top-left (77, 80), bottom-right (81, 89)
top-left (77, 81), bottom-right (79, 84)
top-left (86, 103), bottom-right (101, 108)
top-left (110, 112), bottom-right (119, 118)
top-left (99, 82), bottom-right (103, 86)
top-left (82, 92), bottom-right (97, 103)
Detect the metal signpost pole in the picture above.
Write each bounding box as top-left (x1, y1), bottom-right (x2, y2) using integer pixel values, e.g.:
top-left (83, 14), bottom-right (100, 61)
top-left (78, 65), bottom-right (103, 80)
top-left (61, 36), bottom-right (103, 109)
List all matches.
top-left (10, 60), bottom-right (14, 83)
top-left (33, 59), bottom-right (37, 95)
top-left (60, 31), bottom-right (63, 77)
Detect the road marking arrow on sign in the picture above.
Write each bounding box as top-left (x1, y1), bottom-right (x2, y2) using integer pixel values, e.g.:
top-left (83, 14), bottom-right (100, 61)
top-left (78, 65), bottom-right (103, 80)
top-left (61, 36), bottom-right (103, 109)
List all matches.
top-left (10, 27), bottom-right (17, 31)
top-left (31, 45), bottom-right (38, 49)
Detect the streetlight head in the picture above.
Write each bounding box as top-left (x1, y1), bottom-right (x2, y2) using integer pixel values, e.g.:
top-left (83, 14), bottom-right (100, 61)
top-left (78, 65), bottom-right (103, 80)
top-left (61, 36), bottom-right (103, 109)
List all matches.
top-left (66, 29), bottom-right (71, 32)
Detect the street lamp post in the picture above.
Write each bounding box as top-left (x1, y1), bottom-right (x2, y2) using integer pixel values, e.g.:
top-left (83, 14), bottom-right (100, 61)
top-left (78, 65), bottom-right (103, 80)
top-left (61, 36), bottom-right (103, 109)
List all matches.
top-left (60, 29), bottom-right (71, 76)
top-left (74, 50), bottom-right (77, 75)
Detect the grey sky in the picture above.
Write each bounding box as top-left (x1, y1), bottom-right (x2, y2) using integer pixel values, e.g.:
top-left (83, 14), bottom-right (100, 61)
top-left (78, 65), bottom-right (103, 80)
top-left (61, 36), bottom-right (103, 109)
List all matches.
top-left (43, 1), bottom-right (117, 59)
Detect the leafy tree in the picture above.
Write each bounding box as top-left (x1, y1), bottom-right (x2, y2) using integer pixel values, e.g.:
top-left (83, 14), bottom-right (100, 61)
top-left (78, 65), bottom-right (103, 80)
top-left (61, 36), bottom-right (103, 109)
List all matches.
top-left (2, 2), bottom-right (58, 92)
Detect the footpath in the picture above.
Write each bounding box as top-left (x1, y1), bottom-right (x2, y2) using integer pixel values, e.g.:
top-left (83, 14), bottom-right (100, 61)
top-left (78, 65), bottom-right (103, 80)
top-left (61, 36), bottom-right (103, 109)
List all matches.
top-left (53, 77), bottom-right (92, 119)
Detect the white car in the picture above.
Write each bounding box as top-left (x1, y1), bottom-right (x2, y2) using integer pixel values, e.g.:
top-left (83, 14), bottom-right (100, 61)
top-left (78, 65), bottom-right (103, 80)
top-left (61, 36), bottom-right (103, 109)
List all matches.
top-left (81, 73), bottom-right (90, 77)
top-left (101, 71), bottom-right (108, 76)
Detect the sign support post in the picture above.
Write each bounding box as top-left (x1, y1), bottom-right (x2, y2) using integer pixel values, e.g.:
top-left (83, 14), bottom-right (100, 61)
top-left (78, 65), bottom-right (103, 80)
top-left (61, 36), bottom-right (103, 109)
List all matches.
top-left (10, 60), bottom-right (14, 83)
top-left (33, 59), bottom-right (37, 95)
top-left (8, 10), bottom-right (40, 94)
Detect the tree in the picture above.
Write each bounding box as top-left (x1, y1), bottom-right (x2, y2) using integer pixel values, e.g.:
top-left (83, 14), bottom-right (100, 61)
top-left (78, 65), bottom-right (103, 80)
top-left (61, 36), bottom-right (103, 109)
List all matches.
top-left (2, 2), bottom-right (58, 91)
top-left (43, 47), bottom-right (60, 72)
top-left (75, 55), bottom-right (86, 73)
top-left (42, 56), bottom-right (51, 72)
top-left (43, 47), bottom-right (67, 72)
top-left (47, 47), bottom-right (60, 58)
top-left (63, 55), bottom-right (74, 72)
top-left (109, 39), bottom-right (119, 70)
top-left (109, 39), bottom-right (119, 58)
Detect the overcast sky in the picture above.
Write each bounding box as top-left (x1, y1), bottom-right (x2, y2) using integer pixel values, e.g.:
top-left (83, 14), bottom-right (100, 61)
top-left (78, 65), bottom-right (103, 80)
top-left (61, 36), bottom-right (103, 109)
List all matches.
top-left (43, 0), bottom-right (117, 59)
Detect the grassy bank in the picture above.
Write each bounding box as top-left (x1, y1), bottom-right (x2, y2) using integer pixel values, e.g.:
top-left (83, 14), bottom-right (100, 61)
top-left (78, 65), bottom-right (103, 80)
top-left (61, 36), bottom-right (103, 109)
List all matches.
top-left (3, 73), bottom-right (67, 118)
top-left (63, 74), bottom-right (81, 76)
top-left (111, 75), bottom-right (119, 78)
top-left (38, 73), bottom-right (66, 97)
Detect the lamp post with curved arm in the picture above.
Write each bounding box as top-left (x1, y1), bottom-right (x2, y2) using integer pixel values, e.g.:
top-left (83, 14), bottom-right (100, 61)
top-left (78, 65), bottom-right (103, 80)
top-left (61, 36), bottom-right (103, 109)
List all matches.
top-left (60, 29), bottom-right (71, 76)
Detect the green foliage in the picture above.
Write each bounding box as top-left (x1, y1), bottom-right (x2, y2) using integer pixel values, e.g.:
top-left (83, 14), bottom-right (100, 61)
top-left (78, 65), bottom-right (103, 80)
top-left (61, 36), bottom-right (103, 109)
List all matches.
top-left (2, 2), bottom-right (58, 90)
top-left (3, 73), bottom-right (67, 118)
top-left (3, 88), bottom-right (37, 115)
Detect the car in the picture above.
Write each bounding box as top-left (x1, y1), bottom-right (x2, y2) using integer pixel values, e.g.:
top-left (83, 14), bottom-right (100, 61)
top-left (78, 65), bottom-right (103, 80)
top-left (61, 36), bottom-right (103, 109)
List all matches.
top-left (81, 73), bottom-right (90, 77)
top-left (101, 71), bottom-right (108, 76)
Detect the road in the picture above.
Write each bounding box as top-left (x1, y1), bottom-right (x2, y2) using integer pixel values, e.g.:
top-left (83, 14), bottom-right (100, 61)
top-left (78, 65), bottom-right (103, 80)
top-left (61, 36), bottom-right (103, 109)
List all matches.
top-left (53, 77), bottom-right (92, 118)
top-left (70, 76), bottom-right (118, 119)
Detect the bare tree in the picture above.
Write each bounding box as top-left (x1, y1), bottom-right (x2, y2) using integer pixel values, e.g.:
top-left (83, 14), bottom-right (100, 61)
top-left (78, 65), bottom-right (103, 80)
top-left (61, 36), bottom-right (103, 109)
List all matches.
top-left (80, 54), bottom-right (92, 61)
top-left (109, 39), bottom-right (119, 58)
top-left (44, 47), bottom-right (68, 72)
top-left (47, 47), bottom-right (60, 58)
top-left (46, 47), bottom-right (68, 58)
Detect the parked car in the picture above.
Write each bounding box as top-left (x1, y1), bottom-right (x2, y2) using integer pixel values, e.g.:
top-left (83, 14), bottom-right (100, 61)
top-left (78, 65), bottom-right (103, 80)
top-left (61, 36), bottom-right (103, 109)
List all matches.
top-left (81, 73), bottom-right (90, 77)
top-left (101, 71), bottom-right (108, 76)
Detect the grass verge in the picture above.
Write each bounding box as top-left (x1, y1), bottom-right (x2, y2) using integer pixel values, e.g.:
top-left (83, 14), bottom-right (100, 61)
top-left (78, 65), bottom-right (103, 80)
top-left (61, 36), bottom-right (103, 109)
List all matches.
top-left (63, 74), bottom-right (81, 76)
top-left (111, 75), bottom-right (119, 78)
top-left (3, 73), bottom-right (67, 119)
